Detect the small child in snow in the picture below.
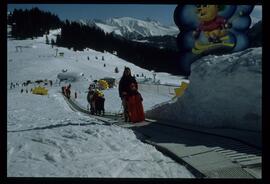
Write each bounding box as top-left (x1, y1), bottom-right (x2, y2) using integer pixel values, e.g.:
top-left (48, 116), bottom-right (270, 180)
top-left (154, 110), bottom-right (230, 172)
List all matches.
top-left (129, 83), bottom-right (143, 100)
top-left (126, 83), bottom-right (145, 123)
top-left (95, 91), bottom-right (105, 116)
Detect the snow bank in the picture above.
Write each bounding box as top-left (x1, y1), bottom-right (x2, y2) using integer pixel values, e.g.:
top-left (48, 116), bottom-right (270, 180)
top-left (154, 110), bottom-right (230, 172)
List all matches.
top-left (7, 89), bottom-right (193, 178)
top-left (146, 48), bottom-right (262, 132)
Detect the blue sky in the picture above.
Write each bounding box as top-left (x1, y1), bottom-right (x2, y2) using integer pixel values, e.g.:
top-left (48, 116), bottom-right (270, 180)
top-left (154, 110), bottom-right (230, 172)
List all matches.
top-left (8, 4), bottom-right (177, 25)
top-left (8, 4), bottom-right (262, 26)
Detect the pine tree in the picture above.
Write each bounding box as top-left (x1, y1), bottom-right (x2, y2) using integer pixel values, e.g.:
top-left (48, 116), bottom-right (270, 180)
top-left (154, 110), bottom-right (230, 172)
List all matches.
top-left (9, 7), bottom-right (61, 39)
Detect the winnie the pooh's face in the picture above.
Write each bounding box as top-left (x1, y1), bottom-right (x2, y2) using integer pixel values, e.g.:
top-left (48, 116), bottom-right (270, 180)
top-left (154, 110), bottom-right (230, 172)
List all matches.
top-left (196, 5), bottom-right (218, 22)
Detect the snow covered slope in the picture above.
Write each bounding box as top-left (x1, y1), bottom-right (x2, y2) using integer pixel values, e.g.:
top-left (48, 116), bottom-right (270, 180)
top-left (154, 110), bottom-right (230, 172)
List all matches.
top-left (82, 17), bottom-right (179, 39)
top-left (7, 30), bottom-right (192, 177)
top-left (147, 48), bottom-right (262, 132)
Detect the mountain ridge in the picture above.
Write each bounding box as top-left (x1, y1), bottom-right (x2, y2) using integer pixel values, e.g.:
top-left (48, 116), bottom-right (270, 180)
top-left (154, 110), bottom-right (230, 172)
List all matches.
top-left (78, 17), bottom-right (179, 40)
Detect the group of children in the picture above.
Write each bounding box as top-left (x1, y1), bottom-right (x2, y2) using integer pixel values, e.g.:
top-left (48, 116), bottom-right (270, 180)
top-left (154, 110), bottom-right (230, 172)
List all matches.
top-left (87, 87), bottom-right (105, 115)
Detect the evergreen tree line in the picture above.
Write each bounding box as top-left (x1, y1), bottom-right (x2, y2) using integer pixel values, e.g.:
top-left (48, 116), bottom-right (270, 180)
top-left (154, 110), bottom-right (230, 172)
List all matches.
top-left (55, 21), bottom-right (181, 75)
top-left (8, 7), bottom-right (62, 39)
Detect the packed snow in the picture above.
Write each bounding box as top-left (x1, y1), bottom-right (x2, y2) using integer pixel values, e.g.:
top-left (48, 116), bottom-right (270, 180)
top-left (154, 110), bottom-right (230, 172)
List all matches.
top-left (147, 48), bottom-right (262, 132)
top-left (8, 93), bottom-right (193, 177)
top-left (7, 29), bottom-right (193, 177)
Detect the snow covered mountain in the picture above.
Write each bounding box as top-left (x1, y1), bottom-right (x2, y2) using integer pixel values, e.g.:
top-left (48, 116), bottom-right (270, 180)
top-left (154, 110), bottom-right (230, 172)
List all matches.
top-left (80, 17), bottom-right (179, 39)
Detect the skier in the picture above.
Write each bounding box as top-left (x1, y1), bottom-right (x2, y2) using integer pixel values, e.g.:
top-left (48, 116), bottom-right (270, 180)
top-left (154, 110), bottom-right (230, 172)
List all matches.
top-left (118, 67), bottom-right (138, 122)
top-left (75, 91), bottom-right (77, 99)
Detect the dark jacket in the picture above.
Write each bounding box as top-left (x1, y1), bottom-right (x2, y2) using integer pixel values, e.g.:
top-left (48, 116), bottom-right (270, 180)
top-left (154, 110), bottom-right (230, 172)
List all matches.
top-left (87, 90), bottom-right (95, 103)
top-left (118, 75), bottom-right (137, 99)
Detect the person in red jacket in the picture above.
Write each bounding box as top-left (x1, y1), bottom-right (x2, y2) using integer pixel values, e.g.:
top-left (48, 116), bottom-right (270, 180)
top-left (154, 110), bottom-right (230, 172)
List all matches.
top-left (118, 67), bottom-right (137, 122)
top-left (126, 82), bottom-right (145, 123)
